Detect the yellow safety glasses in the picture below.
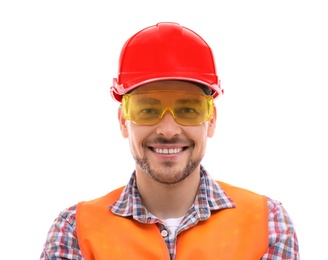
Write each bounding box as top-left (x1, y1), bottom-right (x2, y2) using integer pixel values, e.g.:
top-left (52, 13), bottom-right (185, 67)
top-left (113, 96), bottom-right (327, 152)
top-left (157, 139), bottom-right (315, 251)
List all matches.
top-left (122, 90), bottom-right (214, 126)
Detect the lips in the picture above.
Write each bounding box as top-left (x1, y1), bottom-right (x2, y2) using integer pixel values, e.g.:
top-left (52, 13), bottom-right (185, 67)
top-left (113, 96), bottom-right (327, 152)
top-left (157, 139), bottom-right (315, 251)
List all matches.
top-left (146, 137), bottom-right (191, 155)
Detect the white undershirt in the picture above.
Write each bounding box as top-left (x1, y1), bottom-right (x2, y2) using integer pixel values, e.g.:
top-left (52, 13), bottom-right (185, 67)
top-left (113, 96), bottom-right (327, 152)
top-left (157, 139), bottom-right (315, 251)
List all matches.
top-left (162, 216), bottom-right (184, 240)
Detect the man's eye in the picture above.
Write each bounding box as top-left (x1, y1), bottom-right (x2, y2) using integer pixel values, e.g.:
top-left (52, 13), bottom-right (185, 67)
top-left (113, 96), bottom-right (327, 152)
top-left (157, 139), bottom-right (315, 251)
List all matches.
top-left (140, 108), bottom-right (158, 114)
top-left (178, 108), bottom-right (197, 113)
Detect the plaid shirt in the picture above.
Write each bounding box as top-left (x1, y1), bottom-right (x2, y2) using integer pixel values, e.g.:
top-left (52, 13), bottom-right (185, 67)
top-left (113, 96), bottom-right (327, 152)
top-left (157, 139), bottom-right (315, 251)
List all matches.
top-left (40, 166), bottom-right (299, 259)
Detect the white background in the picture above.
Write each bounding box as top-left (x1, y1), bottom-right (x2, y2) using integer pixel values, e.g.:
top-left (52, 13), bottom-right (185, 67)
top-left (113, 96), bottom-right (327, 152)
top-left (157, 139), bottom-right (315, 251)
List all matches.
top-left (1, 1), bottom-right (327, 259)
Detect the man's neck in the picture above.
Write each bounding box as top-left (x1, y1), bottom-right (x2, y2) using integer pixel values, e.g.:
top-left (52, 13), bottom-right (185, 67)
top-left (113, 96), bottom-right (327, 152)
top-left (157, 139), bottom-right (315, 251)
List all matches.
top-left (135, 168), bottom-right (201, 220)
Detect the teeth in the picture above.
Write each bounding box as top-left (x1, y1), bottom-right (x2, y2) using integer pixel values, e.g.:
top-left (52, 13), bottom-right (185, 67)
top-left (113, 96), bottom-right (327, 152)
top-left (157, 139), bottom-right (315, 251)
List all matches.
top-left (154, 148), bottom-right (183, 154)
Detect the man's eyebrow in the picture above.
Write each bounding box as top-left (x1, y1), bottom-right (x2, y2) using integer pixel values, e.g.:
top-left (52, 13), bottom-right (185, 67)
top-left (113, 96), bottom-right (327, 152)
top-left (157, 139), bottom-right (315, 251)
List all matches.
top-left (137, 97), bottom-right (161, 105)
top-left (175, 98), bottom-right (201, 104)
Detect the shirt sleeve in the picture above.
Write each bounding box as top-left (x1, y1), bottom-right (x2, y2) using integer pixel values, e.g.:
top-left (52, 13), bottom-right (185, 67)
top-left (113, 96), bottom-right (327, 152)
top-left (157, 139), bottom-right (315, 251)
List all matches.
top-left (39, 204), bottom-right (83, 260)
top-left (261, 198), bottom-right (300, 260)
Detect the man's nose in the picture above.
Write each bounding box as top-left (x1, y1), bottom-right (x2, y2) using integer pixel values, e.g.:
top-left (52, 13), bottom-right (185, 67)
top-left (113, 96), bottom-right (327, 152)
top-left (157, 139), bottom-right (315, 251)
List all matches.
top-left (155, 109), bottom-right (182, 138)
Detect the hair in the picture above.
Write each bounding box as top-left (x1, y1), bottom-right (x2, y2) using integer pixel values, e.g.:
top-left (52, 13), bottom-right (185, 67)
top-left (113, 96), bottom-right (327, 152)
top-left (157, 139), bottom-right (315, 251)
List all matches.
top-left (181, 81), bottom-right (213, 95)
top-left (128, 80), bottom-right (213, 95)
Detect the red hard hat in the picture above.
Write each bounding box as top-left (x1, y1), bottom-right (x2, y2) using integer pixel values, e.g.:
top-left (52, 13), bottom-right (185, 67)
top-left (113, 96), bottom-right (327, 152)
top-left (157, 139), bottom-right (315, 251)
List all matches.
top-left (110, 22), bottom-right (223, 102)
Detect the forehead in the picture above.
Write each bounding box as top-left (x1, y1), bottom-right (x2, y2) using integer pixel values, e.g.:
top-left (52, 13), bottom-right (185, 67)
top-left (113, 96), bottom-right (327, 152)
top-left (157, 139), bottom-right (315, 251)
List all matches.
top-left (132, 80), bottom-right (205, 94)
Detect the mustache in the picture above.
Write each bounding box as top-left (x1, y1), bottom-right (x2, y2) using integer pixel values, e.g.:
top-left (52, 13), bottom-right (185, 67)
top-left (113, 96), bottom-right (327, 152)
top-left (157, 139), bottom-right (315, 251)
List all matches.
top-left (145, 137), bottom-right (193, 145)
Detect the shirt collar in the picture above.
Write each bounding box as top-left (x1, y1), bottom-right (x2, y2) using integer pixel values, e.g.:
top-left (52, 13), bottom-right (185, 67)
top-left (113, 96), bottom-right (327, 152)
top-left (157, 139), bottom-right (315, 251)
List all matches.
top-left (109, 165), bottom-right (235, 222)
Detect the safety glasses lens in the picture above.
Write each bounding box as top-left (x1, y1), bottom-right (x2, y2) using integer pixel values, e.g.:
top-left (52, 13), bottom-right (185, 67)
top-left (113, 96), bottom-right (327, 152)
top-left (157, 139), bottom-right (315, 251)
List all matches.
top-left (122, 91), bottom-right (213, 126)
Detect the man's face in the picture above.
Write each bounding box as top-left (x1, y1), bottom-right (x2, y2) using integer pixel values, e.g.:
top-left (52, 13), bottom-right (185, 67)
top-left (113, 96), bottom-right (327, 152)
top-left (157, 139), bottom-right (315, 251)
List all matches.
top-left (118, 80), bottom-right (216, 185)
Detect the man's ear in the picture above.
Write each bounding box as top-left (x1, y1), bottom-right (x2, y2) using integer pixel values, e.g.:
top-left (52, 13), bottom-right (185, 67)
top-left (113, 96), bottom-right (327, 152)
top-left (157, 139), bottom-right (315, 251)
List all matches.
top-left (207, 105), bottom-right (217, 138)
top-left (118, 105), bottom-right (129, 138)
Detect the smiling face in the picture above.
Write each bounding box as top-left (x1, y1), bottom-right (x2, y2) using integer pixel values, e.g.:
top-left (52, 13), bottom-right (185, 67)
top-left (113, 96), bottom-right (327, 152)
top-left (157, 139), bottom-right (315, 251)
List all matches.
top-left (118, 80), bottom-right (217, 185)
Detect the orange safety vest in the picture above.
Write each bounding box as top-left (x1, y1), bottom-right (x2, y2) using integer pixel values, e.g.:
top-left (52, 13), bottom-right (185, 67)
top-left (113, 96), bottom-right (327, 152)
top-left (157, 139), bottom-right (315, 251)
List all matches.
top-left (76, 181), bottom-right (268, 260)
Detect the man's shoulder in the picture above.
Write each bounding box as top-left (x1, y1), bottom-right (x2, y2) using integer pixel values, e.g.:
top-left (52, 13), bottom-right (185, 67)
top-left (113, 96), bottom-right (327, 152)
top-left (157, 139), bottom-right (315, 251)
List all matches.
top-left (216, 180), bottom-right (267, 204)
top-left (78, 185), bottom-right (126, 208)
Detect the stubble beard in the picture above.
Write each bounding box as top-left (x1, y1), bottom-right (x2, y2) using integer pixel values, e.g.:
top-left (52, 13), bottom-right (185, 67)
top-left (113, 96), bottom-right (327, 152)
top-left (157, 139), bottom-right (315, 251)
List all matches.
top-left (134, 154), bottom-right (202, 185)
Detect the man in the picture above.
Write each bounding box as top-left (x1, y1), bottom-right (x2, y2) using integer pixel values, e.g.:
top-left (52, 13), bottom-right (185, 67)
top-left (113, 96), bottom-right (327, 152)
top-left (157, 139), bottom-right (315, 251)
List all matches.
top-left (40, 22), bottom-right (299, 259)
